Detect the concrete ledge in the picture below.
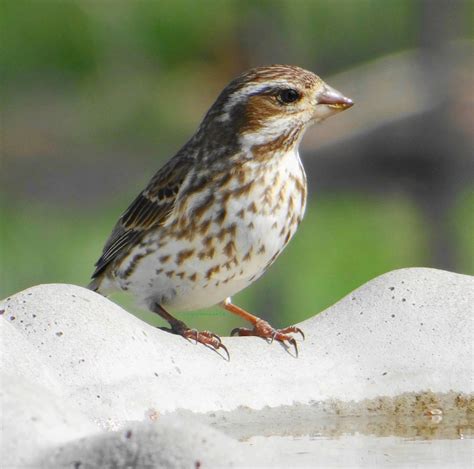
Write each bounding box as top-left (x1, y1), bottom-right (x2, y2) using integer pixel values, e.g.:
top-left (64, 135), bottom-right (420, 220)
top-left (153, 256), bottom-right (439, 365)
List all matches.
top-left (1, 268), bottom-right (473, 467)
top-left (35, 417), bottom-right (246, 469)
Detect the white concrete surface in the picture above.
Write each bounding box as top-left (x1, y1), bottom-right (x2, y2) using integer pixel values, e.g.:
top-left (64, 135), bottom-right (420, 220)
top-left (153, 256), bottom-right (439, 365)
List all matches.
top-left (241, 434), bottom-right (474, 468)
top-left (35, 416), bottom-right (247, 469)
top-left (1, 267), bottom-right (472, 467)
top-left (0, 372), bottom-right (98, 468)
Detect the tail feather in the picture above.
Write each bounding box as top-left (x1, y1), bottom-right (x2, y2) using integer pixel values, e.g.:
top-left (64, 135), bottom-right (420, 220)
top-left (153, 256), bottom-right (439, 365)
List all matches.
top-left (87, 277), bottom-right (103, 294)
top-left (87, 274), bottom-right (117, 297)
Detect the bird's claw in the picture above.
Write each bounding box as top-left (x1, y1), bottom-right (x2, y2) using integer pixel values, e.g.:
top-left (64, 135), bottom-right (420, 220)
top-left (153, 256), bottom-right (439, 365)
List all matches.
top-left (154, 307), bottom-right (229, 358)
top-left (184, 329), bottom-right (229, 360)
top-left (278, 325), bottom-right (305, 341)
top-left (218, 342), bottom-right (230, 361)
top-left (230, 320), bottom-right (304, 357)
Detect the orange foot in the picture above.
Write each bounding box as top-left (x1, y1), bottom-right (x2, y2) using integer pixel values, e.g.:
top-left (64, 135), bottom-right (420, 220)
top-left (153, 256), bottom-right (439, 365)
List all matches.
top-left (153, 304), bottom-right (229, 360)
top-left (169, 321), bottom-right (229, 360)
top-left (230, 319), bottom-right (305, 357)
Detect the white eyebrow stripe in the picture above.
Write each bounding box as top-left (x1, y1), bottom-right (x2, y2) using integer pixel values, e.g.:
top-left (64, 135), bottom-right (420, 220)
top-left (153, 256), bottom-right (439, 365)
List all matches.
top-left (238, 80), bottom-right (293, 97)
top-left (218, 80), bottom-right (292, 121)
top-left (223, 84), bottom-right (268, 112)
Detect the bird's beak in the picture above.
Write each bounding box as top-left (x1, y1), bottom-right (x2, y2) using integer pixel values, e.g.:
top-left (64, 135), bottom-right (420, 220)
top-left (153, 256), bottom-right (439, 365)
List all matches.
top-left (313, 84), bottom-right (353, 122)
top-left (317, 85), bottom-right (353, 110)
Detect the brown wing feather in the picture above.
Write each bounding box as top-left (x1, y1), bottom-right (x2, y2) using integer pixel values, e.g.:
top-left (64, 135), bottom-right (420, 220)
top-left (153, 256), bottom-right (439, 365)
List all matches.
top-left (91, 155), bottom-right (193, 278)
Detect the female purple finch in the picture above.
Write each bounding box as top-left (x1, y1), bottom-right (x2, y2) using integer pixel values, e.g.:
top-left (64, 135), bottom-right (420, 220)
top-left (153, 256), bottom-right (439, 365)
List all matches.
top-left (89, 65), bottom-right (353, 358)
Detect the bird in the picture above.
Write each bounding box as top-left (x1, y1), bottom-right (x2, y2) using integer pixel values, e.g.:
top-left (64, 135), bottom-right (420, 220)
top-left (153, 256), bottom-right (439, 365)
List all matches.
top-left (88, 64), bottom-right (353, 358)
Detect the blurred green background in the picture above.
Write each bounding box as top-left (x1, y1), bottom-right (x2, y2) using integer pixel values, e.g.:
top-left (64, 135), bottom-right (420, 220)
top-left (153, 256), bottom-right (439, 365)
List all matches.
top-left (1, 0), bottom-right (473, 334)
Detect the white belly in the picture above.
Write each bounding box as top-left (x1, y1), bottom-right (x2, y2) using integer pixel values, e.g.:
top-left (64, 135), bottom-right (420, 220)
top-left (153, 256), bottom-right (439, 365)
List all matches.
top-left (114, 150), bottom-right (307, 312)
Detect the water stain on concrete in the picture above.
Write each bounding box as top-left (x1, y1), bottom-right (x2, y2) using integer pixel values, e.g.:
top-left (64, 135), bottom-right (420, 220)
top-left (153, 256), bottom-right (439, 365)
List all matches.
top-left (175, 391), bottom-right (473, 441)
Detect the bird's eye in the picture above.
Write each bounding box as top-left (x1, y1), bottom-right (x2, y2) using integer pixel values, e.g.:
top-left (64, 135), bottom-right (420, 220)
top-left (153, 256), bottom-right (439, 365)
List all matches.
top-left (277, 88), bottom-right (300, 104)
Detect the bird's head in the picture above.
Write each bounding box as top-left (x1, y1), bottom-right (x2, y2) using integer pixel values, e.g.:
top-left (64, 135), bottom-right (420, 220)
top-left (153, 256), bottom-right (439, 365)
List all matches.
top-left (200, 64), bottom-right (353, 153)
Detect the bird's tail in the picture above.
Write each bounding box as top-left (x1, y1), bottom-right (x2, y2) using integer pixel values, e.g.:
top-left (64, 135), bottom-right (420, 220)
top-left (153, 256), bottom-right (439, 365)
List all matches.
top-left (87, 275), bottom-right (117, 297)
top-left (87, 277), bottom-right (102, 293)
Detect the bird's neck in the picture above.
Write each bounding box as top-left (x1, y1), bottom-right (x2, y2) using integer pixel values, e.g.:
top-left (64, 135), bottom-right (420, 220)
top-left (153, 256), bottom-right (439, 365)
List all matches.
top-left (244, 125), bottom-right (305, 163)
top-left (185, 119), bottom-right (306, 168)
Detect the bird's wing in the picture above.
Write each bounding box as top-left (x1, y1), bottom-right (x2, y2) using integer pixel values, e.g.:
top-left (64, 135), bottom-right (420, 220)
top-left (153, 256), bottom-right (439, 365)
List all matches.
top-left (91, 155), bottom-right (194, 278)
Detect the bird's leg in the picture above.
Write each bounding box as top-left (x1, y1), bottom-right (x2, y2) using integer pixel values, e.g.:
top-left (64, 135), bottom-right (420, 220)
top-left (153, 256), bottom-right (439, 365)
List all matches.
top-left (221, 299), bottom-right (304, 357)
top-left (152, 303), bottom-right (229, 359)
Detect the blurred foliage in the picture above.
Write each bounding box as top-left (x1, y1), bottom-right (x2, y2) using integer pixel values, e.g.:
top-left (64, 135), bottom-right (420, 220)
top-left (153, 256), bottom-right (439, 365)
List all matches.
top-left (1, 0), bottom-right (472, 146)
top-left (4, 0), bottom-right (472, 84)
top-left (0, 0), bottom-right (431, 146)
top-left (2, 192), bottom-right (472, 334)
top-left (1, 0), bottom-right (473, 330)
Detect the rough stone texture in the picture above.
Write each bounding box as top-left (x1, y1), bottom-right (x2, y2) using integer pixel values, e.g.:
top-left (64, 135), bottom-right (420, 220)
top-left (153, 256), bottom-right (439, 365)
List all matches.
top-left (35, 417), bottom-right (247, 469)
top-left (1, 267), bottom-right (472, 467)
top-left (0, 373), bottom-right (98, 469)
